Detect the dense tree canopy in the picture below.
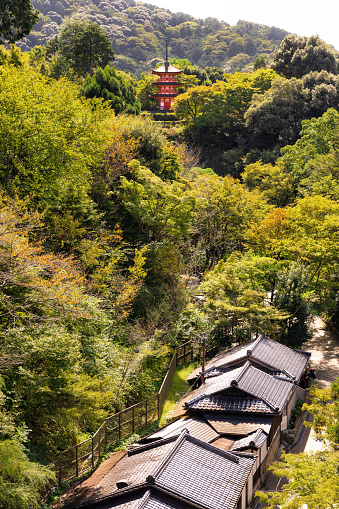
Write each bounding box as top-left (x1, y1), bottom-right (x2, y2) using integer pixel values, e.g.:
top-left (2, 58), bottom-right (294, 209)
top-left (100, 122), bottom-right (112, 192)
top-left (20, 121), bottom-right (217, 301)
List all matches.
top-left (272, 34), bottom-right (339, 78)
top-left (174, 69), bottom-right (278, 174)
top-left (245, 76), bottom-right (307, 149)
top-left (0, 65), bottom-right (109, 208)
top-left (13, 0), bottom-right (288, 75)
top-left (49, 17), bottom-right (115, 78)
top-left (80, 65), bottom-right (141, 114)
top-left (0, 0), bottom-right (39, 44)
top-left (0, 439), bottom-right (55, 509)
top-left (2, 20), bottom-right (339, 506)
top-left (245, 73), bottom-right (339, 155)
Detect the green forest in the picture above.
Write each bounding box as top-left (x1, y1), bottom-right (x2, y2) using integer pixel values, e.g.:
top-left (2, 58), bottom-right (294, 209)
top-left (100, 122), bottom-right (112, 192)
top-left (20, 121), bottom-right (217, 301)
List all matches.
top-left (19, 0), bottom-right (288, 75)
top-left (1, 0), bottom-right (339, 507)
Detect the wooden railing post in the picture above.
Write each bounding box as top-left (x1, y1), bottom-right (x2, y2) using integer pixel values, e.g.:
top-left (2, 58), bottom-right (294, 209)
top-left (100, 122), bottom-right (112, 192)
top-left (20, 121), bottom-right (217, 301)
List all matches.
top-left (105, 420), bottom-right (107, 447)
top-left (157, 392), bottom-right (161, 420)
top-left (145, 399), bottom-right (148, 425)
top-left (132, 406), bottom-right (135, 433)
top-left (118, 412), bottom-right (121, 440)
top-left (98, 428), bottom-right (101, 458)
top-left (58, 455), bottom-right (62, 484)
top-left (91, 437), bottom-right (94, 469)
top-left (76, 445), bottom-right (79, 478)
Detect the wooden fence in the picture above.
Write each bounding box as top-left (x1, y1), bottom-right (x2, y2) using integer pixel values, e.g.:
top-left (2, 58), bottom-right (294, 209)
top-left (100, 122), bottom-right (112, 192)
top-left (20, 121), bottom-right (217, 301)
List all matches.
top-left (55, 340), bottom-right (198, 483)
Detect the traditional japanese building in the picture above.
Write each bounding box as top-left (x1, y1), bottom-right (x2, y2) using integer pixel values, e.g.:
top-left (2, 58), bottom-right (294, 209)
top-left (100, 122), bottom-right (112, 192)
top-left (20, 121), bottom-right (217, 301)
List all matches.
top-left (151, 40), bottom-right (182, 111)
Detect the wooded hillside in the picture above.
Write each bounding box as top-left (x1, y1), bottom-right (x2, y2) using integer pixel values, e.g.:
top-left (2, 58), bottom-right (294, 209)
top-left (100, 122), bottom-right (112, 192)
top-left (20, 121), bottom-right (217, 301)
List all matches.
top-left (18, 0), bottom-right (289, 75)
top-left (1, 3), bottom-right (339, 506)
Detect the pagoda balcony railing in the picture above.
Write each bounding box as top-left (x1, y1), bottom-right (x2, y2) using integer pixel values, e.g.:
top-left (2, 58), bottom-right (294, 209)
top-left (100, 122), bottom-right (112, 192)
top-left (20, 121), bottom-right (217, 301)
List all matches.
top-left (152, 81), bottom-right (183, 86)
top-left (150, 93), bottom-right (178, 98)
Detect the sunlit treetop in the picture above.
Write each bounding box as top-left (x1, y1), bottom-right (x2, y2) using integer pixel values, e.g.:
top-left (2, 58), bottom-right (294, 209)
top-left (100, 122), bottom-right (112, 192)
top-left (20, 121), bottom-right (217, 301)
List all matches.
top-left (0, 0), bottom-right (39, 44)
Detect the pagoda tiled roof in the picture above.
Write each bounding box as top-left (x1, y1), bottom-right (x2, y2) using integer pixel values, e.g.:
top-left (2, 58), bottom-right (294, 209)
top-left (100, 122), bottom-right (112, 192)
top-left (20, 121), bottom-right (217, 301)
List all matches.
top-left (152, 64), bottom-right (182, 73)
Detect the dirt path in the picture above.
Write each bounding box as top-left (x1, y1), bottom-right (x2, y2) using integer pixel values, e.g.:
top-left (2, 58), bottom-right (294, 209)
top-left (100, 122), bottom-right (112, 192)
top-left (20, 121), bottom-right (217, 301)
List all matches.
top-left (262, 317), bottom-right (339, 495)
top-left (288, 317), bottom-right (339, 455)
top-left (305, 317), bottom-right (339, 388)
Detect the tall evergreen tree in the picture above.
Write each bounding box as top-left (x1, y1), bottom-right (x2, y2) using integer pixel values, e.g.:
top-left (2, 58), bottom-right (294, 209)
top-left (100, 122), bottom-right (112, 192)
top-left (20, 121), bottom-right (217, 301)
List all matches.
top-left (54, 18), bottom-right (115, 78)
top-left (0, 0), bottom-right (39, 44)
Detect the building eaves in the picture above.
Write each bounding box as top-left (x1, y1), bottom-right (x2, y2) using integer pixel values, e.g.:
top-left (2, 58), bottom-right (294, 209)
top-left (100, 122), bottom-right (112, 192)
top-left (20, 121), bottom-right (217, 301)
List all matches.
top-left (152, 64), bottom-right (183, 73)
top-left (78, 485), bottom-right (208, 509)
top-left (204, 413), bottom-right (273, 436)
top-left (185, 362), bottom-right (294, 414)
top-left (153, 434), bottom-right (255, 509)
top-left (187, 333), bottom-right (311, 382)
top-left (230, 429), bottom-right (268, 451)
top-left (128, 435), bottom-right (179, 457)
top-left (141, 416), bottom-right (219, 445)
top-left (185, 394), bottom-right (274, 414)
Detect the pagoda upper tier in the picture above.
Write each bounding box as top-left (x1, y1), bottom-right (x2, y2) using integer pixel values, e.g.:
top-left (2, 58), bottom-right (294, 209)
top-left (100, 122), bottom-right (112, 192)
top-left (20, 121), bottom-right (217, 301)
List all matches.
top-left (151, 61), bottom-right (183, 111)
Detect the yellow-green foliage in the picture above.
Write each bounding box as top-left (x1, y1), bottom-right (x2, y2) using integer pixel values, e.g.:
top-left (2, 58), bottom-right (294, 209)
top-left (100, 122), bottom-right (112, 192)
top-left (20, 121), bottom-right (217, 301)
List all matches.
top-left (0, 439), bottom-right (55, 509)
top-left (257, 450), bottom-right (339, 509)
top-left (159, 362), bottom-right (197, 426)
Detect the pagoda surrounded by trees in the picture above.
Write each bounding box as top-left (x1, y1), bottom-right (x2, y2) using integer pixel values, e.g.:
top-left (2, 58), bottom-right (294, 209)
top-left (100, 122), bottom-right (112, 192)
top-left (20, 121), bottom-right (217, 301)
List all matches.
top-left (151, 40), bottom-right (182, 111)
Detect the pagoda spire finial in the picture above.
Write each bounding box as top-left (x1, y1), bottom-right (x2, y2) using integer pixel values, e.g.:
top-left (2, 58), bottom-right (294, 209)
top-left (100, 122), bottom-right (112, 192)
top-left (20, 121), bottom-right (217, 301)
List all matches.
top-left (165, 37), bottom-right (169, 71)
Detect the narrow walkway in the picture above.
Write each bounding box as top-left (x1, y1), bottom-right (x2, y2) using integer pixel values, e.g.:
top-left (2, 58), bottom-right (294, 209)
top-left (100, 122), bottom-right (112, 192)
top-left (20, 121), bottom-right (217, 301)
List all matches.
top-left (260, 317), bottom-right (339, 497)
top-left (305, 317), bottom-right (339, 388)
top-left (289, 317), bottom-right (339, 454)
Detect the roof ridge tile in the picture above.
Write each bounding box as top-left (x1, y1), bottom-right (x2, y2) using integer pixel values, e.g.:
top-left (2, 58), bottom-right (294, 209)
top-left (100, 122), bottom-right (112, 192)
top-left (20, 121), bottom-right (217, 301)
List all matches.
top-left (134, 489), bottom-right (151, 509)
top-left (258, 392), bottom-right (279, 412)
top-left (248, 334), bottom-right (264, 354)
top-left (128, 434), bottom-right (178, 456)
top-left (185, 433), bottom-right (240, 463)
top-left (184, 392), bottom-right (206, 408)
top-left (149, 430), bottom-right (189, 482)
top-left (233, 360), bottom-right (252, 384)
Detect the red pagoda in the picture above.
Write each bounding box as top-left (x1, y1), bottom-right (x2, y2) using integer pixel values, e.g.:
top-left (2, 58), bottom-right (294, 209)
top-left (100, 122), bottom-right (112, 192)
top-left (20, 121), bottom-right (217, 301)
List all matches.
top-left (151, 40), bottom-right (182, 111)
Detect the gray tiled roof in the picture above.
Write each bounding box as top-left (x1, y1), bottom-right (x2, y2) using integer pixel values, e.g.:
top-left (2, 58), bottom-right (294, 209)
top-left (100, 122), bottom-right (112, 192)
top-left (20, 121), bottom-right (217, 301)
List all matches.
top-left (154, 434), bottom-right (255, 509)
top-left (185, 362), bottom-right (294, 414)
top-left (143, 416), bottom-right (219, 444)
top-left (229, 429), bottom-right (267, 451)
top-left (92, 489), bottom-right (205, 509)
top-left (87, 438), bottom-right (176, 501)
top-left (101, 490), bottom-right (192, 508)
top-left (251, 334), bottom-right (310, 380)
top-left (134, 491), bottom-right (183, 509)
top-left (86, 431), bottom-right (255, 509)
top-left (204, 414), bottom-right (273, 435)
top-left (186, 394), bottom-right (273, 413)
top-left (105, 493), bottom-right (142, 508)
top-left (188, 333), bottom-right (310, 381)
top-left (141, 496), bottom-right (182, 509)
